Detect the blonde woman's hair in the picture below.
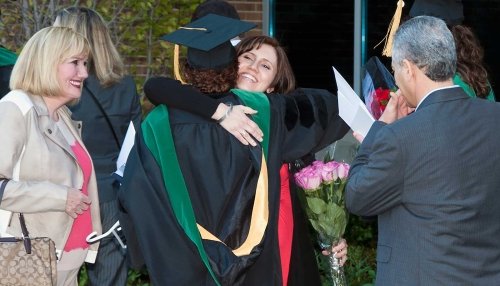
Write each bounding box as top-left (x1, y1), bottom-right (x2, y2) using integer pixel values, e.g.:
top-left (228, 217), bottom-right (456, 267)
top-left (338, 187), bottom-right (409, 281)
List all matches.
top-left (54, 7), bottom-right (125, 86)
top-left (10, 26), bottom-right (90, 97)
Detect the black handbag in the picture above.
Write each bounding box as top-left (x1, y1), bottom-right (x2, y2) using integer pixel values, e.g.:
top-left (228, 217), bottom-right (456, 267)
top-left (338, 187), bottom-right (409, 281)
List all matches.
top-left (0, 179), bottom-right (57, 286)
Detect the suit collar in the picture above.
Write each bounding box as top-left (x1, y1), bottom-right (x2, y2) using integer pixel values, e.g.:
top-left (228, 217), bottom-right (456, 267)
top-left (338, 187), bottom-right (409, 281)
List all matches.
top-left (417, 86), bottom-right (468, 111)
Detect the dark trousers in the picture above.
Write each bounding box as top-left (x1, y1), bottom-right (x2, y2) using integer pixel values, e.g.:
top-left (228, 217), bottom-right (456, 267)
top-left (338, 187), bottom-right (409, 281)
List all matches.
top-left (86, 200), bottom-right (128, 286)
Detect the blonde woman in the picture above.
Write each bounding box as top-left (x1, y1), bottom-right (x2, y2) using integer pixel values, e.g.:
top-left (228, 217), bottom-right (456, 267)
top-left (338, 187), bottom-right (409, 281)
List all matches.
top-left (0, 26), bottom-right (102, 286)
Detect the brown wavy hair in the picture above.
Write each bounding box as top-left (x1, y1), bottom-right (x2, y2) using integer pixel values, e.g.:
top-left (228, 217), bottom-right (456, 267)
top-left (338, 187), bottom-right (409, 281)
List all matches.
top-left (451, 25), bottom-right (491, 98)
top-left (236, 36), bottom-right (296, 94)
top-left (182, 59), bottom-right (238, 94)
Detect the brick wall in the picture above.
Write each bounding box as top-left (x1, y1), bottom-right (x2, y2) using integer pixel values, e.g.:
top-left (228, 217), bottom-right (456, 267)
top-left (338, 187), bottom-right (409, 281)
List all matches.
top-left (228, 0), bottom-right (263, 36)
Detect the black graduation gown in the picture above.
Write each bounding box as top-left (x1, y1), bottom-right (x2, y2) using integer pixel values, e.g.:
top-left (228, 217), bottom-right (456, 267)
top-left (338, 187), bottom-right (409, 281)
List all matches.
top-left (118, 88), bottom-right (349, 285)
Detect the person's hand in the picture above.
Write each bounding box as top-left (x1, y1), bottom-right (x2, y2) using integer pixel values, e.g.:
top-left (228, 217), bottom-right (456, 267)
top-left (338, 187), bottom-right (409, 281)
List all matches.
top-left (65, 188), bottom-right (91, 219)
top-left (379, 90), bottom-right (413, 124)
top-left (393, 90), bottom-right (415, 119)
top-left (352, 131), bottom-right (365, 143)
top-left (322, 238), bottom-right (348, 266)
top-left (212, 103), bottom-right (264, 146)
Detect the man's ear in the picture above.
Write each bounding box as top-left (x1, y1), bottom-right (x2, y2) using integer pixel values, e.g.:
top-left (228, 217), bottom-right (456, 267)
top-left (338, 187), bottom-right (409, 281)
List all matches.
top-left (402, 59), bottom-right (414, 78)
top-left (266, 87), bottom-right (274, 93)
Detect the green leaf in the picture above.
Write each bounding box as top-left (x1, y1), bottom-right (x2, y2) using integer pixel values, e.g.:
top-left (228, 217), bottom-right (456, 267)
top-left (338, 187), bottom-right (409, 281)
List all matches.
top-left (317, 217), bottom-right (335, 238)
top-left (309, 219), bottom-right (322, 233)
top-left (306, 197), bottom-right (327, 214)
top-left (325, 203), bottom-right (343, 220)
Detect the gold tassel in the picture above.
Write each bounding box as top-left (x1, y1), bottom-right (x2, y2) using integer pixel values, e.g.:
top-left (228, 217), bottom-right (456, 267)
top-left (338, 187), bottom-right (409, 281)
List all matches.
top-left (173, 44), bottom-right (186, 84)
top-left (376, 0), bottom-right (405, 57)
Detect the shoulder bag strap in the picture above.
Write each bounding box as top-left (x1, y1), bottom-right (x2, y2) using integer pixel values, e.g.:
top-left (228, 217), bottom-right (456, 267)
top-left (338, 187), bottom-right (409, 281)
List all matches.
top-left (0, 172), bottom-right (30, 252)
top-left (0, 179), bottom-right (13, 239)
top-left (84, 85), bottom-right (121, 149)
top-left (18, 213), bottom-right (31, 254)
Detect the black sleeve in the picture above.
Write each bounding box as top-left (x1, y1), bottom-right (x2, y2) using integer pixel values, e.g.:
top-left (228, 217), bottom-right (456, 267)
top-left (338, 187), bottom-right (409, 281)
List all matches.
top-left (144, 77), bottom-right (219, 119)
top-left (276, 88), bottom-right (350, 163)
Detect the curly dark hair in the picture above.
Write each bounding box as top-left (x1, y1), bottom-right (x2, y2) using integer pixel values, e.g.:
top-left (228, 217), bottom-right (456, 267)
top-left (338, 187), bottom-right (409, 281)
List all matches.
top-left (182, 59), bottom-right (238, 94)
top-left (451, 25), bottom-right (491, 98)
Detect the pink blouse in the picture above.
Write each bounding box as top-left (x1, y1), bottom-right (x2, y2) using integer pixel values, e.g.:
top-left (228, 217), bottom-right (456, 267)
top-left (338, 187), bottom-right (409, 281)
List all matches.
top-left (63, 140), bottom-right (93, 251)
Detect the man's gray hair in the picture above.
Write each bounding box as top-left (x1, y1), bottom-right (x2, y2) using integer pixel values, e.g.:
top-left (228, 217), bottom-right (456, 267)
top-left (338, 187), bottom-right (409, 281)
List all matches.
top-left (392, 16), bottom-right (456, 81)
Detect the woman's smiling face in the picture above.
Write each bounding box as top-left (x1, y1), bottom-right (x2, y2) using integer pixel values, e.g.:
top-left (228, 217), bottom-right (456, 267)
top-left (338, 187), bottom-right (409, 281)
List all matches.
top-left (57, 54), bottom-right (88, 101)
top-left (236, 43), bottom-right (278, 93)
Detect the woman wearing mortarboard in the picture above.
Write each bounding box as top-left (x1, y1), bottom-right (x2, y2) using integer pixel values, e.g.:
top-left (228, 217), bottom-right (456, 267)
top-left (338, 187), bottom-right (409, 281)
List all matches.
top-left (118, 14), bottom-right (350, 286)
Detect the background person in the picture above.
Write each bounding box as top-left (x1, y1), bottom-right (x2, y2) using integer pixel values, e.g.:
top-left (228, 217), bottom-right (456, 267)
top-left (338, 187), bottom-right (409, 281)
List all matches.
top-left (53, 7), bottom-right (142, 286)
top-left (0, 26), bottom-right (102, 286)
top-left (346, 16), bottom-right (500, 285)
top-left (409, 0), bottom-right (495, 100)
top-left (450, 24), bottom-right (494, 100)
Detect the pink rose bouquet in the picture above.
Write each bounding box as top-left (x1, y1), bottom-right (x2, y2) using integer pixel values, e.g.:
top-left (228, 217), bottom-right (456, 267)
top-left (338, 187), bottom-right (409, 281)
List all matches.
top-left (294, 160), bottom-right (349, 285)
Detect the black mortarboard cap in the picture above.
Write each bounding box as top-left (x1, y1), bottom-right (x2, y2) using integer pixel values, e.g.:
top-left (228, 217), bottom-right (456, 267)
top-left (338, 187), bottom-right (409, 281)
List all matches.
top-left (192, 0), bottom-right (240, 21)
top-left (410, 0), bottom-right (464, 26)
top-left (161, 14), bottom-right (255, 70)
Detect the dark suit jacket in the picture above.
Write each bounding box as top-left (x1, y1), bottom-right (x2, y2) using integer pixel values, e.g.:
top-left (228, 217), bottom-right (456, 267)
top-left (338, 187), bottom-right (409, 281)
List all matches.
top-left (346, 87), bottom-right (500, 285)
top-left (70, 74), bottom-right (142, 203)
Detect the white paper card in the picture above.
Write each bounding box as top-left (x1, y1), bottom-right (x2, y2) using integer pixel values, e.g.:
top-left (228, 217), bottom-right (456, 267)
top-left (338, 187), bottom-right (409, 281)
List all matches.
top-left (115, 121), bottom-right (136, 177)
top-left (333, 67), bottom-right (375, 137)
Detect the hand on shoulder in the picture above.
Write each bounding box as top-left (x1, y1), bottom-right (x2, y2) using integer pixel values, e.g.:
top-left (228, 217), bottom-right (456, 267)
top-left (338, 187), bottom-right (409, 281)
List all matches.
top-left (213, 103), bottom-right (264, 146)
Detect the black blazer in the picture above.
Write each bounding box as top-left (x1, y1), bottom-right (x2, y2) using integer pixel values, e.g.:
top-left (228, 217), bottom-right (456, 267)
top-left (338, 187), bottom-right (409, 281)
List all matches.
top-left (70, 74), bottom-right (141, 203)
